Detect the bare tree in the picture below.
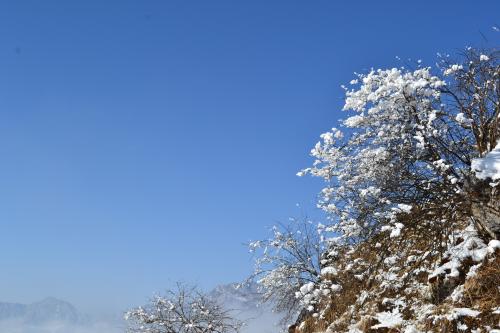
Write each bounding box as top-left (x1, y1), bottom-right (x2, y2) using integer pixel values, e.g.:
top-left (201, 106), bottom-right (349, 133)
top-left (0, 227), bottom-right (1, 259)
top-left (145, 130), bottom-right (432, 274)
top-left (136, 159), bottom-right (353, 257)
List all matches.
top-left (125, 283), bottom-right (242, 333)
top-left (248, 217), bottom-right (326, 324)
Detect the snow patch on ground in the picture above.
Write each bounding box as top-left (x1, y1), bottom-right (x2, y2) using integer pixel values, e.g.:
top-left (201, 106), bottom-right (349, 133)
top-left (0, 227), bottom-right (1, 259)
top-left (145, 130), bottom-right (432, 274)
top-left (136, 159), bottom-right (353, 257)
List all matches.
top-left (372, 310), bottom-right (403, 329)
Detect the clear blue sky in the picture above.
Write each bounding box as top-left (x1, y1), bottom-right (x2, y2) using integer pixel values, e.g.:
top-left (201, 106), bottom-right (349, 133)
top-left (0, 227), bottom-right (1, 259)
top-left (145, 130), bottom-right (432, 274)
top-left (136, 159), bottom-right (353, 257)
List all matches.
top-left (0, 0), bottom-right (498, 316)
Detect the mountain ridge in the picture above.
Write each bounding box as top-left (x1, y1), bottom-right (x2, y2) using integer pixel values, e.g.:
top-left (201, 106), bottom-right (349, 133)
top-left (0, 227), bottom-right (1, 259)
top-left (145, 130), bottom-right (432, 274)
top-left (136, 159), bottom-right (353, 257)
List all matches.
top-left (0, 297), bottom-right (84, 325)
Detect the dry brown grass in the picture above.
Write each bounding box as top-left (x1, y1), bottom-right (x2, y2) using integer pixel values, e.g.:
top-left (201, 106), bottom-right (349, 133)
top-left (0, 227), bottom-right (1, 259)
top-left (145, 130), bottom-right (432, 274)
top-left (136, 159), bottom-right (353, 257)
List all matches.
top-left (293, 226), bottom-right (436, 333)
top-left (462, 253), bottom-right (500, 311)
top-left (422, 253), bottom-right (500, 332)
top-left (289, 217), bottom-right (500, 333)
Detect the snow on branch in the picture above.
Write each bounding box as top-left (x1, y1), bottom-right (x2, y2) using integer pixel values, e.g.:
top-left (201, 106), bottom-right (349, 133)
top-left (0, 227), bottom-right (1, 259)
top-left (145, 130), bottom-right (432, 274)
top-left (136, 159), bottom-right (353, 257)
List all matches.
top-left (125, 283), bottom-right (242, 333)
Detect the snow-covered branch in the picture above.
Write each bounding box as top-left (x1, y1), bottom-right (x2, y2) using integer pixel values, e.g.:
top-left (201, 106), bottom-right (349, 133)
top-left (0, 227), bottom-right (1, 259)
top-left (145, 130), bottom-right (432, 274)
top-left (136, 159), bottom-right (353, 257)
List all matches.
top-left (125, 283), bottom-right (242, 333)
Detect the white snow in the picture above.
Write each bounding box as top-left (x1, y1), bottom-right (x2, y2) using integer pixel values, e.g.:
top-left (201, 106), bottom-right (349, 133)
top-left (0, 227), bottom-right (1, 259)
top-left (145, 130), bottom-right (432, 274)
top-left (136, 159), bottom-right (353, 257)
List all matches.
top-left (471, 141), bottom-right (500, 184)
top-left (429, 224), bottom-right (490, 281)
top-left (455, 113), bottom-right (472, 126)
top-left (320, 267), bottom-right (338, 276)
top-left (444, 64), bottom-right (463, 75)
top-left (371, 311), bottom-right (403, 329)
top-left (479, 54), bottom-right (490, 61)
top-left (489, 240), bottom-right (500, 253)
top-left (450, 307), bottom-right (480, 318)
top-left (390, 223), bottom-right (404, 238)
top-left (396, 204), bottom-right (412, 213)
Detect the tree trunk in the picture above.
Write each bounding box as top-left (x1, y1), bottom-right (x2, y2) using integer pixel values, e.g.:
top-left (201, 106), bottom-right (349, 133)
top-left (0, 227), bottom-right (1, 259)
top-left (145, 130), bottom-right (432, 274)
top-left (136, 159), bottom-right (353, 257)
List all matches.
top-left (470, 181), bottom-right (500, 239)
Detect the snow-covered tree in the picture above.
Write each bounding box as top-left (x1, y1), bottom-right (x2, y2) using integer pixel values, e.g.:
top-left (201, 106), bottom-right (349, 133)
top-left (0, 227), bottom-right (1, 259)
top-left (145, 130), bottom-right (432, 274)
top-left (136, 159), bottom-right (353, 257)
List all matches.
top-left (286, 47), bottom-right (500, 332)
top-left (125, 284), bottom-right (242, 333)
top-left (248, 218), bottom-right (327, 321)
top-left (252, 47), bottom-right (499, 332)
top-left (299, 48), bottom-right (499, 243)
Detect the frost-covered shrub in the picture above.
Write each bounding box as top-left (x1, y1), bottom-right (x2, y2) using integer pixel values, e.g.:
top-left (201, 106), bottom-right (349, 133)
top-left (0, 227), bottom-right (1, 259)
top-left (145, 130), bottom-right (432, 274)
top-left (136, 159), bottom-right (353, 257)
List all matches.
top-left (125, 283), bottom-right (242, 333)
top-left (248, 218), bottom-right (328, 320)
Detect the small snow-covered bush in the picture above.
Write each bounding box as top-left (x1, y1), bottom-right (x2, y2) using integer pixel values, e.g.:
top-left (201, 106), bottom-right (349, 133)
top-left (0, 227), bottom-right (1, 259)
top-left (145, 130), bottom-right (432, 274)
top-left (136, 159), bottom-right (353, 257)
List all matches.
top-left (248, 218), bottom-right (327, 322)
top-left (125, 283), bottom-right (242, 333)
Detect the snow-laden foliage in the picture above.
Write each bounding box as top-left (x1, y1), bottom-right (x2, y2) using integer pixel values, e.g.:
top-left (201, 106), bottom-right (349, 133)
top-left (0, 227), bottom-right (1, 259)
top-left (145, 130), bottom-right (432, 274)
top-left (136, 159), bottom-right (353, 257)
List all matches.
top-left (299, 49), bottom-right (499, 244)
top-left (125, 284), bottom-right (242, 333)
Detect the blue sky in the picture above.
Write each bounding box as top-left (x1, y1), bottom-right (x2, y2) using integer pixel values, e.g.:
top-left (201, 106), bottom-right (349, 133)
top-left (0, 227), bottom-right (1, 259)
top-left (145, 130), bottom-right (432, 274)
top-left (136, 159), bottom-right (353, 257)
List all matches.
top-left (0, 0), bottom-right (498, 316)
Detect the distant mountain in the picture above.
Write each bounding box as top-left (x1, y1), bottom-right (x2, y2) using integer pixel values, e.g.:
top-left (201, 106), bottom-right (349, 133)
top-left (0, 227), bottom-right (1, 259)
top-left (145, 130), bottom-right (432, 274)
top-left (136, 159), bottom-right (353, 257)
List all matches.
top-left (0, 297), bottom-right (84, 325)
top-left (0, 302), bottom-right (26, 320)
top-left (210, 283), bottom-right (285, 333)
top-left (210, 282), bottom-right (262, 310)
top-left (24, 297), bottom-right (82, 324)
top-left (0, 298), bottom-right (122, 333)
